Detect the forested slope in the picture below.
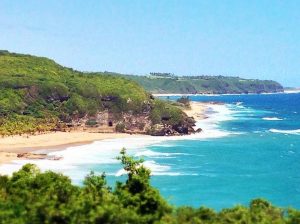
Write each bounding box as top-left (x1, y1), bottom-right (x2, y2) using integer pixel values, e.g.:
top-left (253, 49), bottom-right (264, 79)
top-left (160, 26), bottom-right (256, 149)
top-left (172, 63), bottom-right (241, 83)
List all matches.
top-left (0, 51), bottom-right (194, 136)
top-left (112, 72), bottom-right (284, 94)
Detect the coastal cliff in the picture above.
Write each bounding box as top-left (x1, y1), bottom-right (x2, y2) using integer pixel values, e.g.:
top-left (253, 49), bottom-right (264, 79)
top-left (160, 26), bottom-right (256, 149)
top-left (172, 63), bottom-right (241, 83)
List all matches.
top-left (0, 50), bottom-right (197, 136)
top-left (0, 50), bottom-right (283, 137)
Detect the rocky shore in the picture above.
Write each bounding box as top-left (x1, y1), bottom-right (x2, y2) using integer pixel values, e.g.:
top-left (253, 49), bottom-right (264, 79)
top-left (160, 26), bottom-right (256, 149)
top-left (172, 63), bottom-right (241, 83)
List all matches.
top-left (0, 102), bottom-right (208, 165)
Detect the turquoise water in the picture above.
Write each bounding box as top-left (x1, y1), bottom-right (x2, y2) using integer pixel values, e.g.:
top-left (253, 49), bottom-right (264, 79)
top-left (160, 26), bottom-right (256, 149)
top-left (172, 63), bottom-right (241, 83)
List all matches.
top-left (1, 93), bottom-right (299, 210)
top-left (91, 93), bottom-right (299, 210)
top-left (146, 93), bottom-right (300, 209)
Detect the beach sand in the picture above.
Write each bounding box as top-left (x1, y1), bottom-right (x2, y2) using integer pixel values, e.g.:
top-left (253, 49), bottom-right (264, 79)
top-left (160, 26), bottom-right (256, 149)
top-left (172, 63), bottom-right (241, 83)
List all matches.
top-left (0, 102), bottom-right (207, 165)
top-left (0, 132), bottom-right (134, 164)
top-left (183, 102), bottom-right (208, 120)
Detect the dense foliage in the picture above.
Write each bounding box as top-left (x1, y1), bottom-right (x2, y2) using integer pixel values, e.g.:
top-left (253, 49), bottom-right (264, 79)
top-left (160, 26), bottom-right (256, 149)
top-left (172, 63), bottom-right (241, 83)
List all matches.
top-left (0, 149), bottom-right (299, 224)
top-left (0, 50), bottom-right (186, 136)
top-left (113, 73), bottom-right (284, 94)
top-left (149, 99), bottom-right (184, 126)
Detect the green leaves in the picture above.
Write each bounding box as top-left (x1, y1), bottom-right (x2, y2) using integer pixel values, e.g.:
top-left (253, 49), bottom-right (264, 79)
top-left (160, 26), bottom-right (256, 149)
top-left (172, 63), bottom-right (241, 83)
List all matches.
top-left (0, 150), bottom-right (298, 223)
top-left (150, 99), bottom-right (184, 126)
top-left (0, 51), bottom-right (151, 135)
top-left (0, 51), bottom-right (195, 136)
top-left (126, 74), bottom-right (284, 94)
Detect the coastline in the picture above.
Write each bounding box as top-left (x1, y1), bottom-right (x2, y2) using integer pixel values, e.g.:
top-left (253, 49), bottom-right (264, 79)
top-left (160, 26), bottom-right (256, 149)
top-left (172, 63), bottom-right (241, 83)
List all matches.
top-left (152, 92), bottom-right (287, 97)
top-left (183, 102), bottom-right (208, 120)
top-left (0, 132), bottom-right (139, 165)
top-left (0, 102), bottom-right (208, 165)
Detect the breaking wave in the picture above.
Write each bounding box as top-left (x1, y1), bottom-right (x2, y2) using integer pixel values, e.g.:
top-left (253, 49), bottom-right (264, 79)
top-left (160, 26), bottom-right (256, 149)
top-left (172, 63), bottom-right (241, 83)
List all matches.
top-left (269, 129), bottom-right (300, 135)
top-left (262, 117), bottom-right (283, 121)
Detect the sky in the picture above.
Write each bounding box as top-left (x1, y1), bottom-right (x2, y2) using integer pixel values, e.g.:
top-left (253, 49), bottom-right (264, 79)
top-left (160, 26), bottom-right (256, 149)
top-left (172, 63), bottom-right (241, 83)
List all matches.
top-left (0, 0), bottom-right (299, 87)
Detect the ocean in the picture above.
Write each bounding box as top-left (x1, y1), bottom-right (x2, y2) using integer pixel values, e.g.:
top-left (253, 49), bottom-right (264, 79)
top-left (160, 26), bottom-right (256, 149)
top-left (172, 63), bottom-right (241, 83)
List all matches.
top-left (1, 93), bottom-right (299, 210)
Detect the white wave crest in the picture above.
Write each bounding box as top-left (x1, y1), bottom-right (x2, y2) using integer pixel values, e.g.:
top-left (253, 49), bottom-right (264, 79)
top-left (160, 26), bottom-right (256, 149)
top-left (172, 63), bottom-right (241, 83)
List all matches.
top-left (115, 160), bottom-right (171, 177)
top-left (142, 160), bottom-right (171, 172)
top-left (269, 129), bottom-right (300, 135)
top-left (152, 172), bottom-right (198, 176)
top-left (116, 160), bottom-right (195, 176)
top-left (262, 117), bottom-right (283, 121)
top-left (0, 102), bottom-right (242, 179)
top-left (115, 169), bottom-right (127, 176)
top-left (134, 150), bottom-right (187, 157)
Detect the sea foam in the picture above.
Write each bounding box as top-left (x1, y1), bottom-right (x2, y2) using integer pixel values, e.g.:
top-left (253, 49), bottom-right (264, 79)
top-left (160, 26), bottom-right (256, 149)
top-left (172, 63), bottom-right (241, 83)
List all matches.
top-left (262, 117), bottom-right (283, 121)
top-left (134, 150), bottom-right (188, 158)
top-left (115, 160), bottom-right (198, 177)
top-left (269, 129), bottom-right (300, 135)
top-left (0, 103), bottom-right (239, 178)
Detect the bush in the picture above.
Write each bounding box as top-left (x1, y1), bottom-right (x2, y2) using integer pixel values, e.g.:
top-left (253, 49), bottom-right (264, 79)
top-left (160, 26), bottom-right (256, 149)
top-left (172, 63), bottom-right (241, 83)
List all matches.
top-left (176, 96), bottom-right (190, 108)
top-left (115, 122), bottom-right (126, 132)
top-left (85, 119), bottom-right (98, 126)
top-left (150, 99), bottom-right (184, 126)
top-left (0, 149), bottom-right (298, 223)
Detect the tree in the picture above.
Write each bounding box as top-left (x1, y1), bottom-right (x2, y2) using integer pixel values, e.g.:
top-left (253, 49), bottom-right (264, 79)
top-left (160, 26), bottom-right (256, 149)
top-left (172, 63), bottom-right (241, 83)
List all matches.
top-left (0, 150), bottom-right (298, 224)
top-left (115, 148), bottom-right (172, 223)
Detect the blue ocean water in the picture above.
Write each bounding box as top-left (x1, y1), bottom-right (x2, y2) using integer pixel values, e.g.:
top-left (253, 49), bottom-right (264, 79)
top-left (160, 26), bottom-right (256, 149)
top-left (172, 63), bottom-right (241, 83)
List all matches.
top-left (1, 93), bottom-right (299, 210)
top-left (144, 93), bottom-right (300, 209)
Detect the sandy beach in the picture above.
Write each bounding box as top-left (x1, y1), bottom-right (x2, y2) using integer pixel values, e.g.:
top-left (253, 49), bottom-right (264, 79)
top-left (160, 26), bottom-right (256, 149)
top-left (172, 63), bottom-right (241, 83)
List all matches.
top-left (0, 102), bottom-right (207, 165)
top-left (0, 132), bottom-right (136, 164)
top-left (183, 102), bottom-right (208, 120)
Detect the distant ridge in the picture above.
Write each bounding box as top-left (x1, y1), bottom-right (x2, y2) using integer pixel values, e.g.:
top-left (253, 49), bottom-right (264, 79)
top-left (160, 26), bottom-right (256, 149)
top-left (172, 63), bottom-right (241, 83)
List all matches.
top-left (284, 87), bottom-right (300, 93)
top-left (108, 72), bottom-right (284, 94)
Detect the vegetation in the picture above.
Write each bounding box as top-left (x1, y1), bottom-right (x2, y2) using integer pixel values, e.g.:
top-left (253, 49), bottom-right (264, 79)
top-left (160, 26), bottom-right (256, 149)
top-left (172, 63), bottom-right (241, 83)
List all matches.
top-left (0, 50), bottom-right (189, 136)
top-left (85, 119), bottom-right (98, 127)
top-left (111, 73), bottom-right (284, 94)
top-left (176, 96), bottom-right (191, 108)
top-left (0, 149), bottom-right (299, 224)
top-left (1, 50), bottom-right (283, 136)
top-left (115, 122), bottom-right (126, 132)
top-left (150, 99), bottom-right (184, 126)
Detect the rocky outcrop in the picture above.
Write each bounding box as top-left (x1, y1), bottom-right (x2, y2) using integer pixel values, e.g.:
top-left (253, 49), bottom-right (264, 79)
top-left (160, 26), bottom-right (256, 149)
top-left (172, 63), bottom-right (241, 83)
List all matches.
top-left (50, 105), bottom-right (200, 137)
top-left (17, 153), bottom-right (62, 160)
top-left (147, 115), bottom-right (200, 136)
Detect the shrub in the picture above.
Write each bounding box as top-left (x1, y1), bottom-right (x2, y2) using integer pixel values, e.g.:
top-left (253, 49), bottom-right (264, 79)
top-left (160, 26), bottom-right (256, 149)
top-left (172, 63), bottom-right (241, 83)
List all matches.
top-left (0, 150), bottom-right (297, 223)
top-left (150, 99), bottom-right (184, 126)
top-left (85, 119), bottom-right (98, 126)
top-left (115, 122), bottom-right (126, 132)
top-left (176, 96), bottom-right (191, 108)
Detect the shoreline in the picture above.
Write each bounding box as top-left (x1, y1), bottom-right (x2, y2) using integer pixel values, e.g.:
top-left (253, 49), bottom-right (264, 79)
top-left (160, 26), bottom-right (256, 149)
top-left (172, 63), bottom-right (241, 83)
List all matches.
top-left (0, 102), bottom-right (209, 165)
top-left (152, 92), bottom-right (290, 97)
top-left (0, 132), bottom-right (141, 165)
top-left (183, 102), bottom-right (208, 120)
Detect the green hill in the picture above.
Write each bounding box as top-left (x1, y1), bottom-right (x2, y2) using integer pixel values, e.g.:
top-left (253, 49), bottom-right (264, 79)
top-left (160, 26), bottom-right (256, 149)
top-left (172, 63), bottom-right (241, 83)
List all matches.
top-left (112, 72), bottom-right (284, 94)
top-left (0, 50), bottom-right (283, 136)
top-left (0, 50), bottom-right (194, 136)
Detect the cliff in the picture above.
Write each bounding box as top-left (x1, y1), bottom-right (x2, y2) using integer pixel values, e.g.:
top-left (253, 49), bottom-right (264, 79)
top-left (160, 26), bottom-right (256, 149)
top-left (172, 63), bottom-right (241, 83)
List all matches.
top-left (0, 50), bottom-right (196, 136)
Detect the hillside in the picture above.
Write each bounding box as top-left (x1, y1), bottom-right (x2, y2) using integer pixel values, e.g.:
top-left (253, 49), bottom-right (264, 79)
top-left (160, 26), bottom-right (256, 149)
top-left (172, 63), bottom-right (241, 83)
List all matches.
top-left (111, 72), bottom-right (284, 94)
top-left (0, 50), bottom-right (195, 136)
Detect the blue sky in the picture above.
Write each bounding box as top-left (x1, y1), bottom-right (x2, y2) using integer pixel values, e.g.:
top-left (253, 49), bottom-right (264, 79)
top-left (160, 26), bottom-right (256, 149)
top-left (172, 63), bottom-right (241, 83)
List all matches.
top-left (0, 0), bottom-right (299, 86)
